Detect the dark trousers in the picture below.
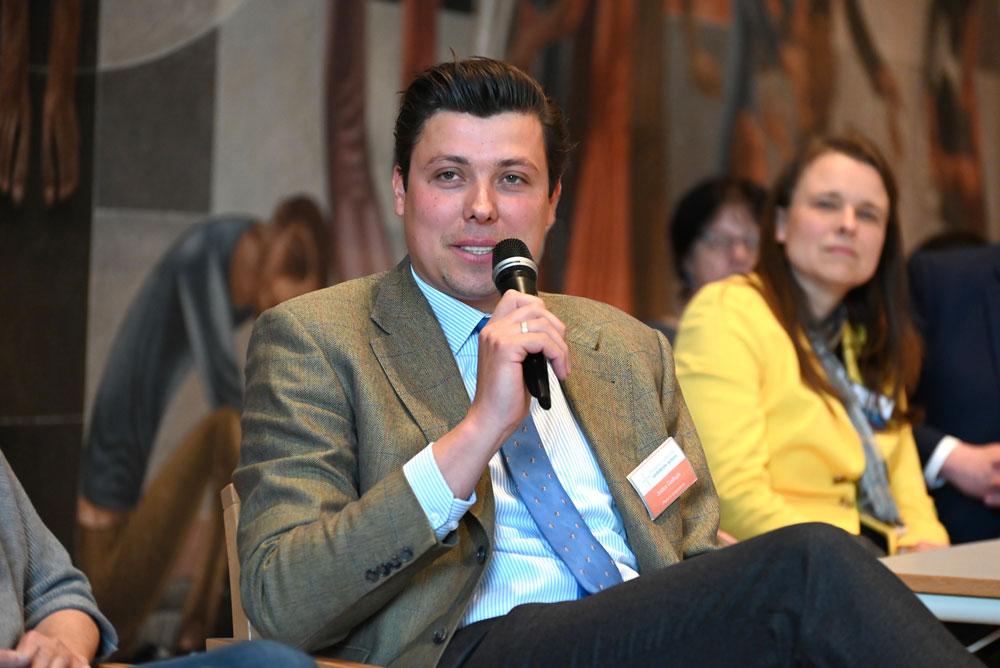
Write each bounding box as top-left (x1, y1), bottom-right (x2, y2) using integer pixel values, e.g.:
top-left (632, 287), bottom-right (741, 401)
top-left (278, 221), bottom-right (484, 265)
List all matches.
top-left (440, 523), bottom-right (980, 667)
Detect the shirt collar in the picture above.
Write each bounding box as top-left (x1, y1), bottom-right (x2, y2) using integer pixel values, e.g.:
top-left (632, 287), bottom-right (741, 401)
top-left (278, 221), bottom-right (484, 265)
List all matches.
top-left (411, 264), bottom-right (489, 356)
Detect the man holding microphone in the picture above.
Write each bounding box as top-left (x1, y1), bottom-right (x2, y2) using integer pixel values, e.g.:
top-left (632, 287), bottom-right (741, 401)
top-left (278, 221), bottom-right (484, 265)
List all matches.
top-left (233, 58), bottom-right (975, 667)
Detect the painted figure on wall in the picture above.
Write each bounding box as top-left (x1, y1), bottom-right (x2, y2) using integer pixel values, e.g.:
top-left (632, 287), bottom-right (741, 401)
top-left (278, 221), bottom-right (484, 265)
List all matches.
top-left (75, 194), bottom-right (328, 657)
top-left (783, 0), bottom-right (903, 155)
top-left (0, 0), bottom-right (82, 207)
top-left (923, 0), bottom-right (985, 234)
top-left (683, 0), bottom-right (903, 184)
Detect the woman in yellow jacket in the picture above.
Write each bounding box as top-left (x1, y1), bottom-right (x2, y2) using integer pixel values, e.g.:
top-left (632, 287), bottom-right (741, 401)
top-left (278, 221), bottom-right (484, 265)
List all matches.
top-left (675, 133), bottom-right (947, 553)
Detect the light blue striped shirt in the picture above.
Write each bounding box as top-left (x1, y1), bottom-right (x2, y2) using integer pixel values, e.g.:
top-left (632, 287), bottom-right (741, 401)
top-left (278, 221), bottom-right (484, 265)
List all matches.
top-left (402, 267), bottom-right (639, 627)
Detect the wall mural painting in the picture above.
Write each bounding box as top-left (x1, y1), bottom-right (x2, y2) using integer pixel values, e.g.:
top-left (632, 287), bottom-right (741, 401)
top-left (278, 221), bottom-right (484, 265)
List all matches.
top-left (78, 196), bottom-right (328, 656)
top-left (0, 0), bottom-right (82, 208)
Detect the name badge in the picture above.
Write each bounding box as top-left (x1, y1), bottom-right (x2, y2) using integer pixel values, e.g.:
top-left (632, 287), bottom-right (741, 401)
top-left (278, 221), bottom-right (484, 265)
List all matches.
top-left (850, 382), bottom-right (895, 430)
top-left (626, 437), bottom-right (697, 520)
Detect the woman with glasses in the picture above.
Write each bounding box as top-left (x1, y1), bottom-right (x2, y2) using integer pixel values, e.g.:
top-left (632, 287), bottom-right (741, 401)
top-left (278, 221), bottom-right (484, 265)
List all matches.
top-left (653, 176), bottom-right (765, 342)
top-left (674, 133), bottom-right (947, 555)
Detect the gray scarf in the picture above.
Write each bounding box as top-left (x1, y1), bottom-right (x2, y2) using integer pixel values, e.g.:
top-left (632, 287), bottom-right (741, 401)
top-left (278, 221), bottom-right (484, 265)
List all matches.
top-left (806, 317), bottom-right (902, 526)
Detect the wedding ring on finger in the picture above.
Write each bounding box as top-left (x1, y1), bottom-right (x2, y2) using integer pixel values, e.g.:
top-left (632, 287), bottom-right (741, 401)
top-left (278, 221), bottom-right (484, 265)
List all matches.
top-left (520, 321), bottom-right (529, 334)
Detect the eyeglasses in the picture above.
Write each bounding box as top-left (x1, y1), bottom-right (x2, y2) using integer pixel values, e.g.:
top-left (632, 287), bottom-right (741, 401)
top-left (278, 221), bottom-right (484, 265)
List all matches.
top-left (699, 231), bottom-right (760, 252)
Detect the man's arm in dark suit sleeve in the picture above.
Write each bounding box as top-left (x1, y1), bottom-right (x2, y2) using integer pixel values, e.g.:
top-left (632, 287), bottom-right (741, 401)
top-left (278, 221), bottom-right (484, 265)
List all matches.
top-left (913, 423), bottom-right (948, 465)
top-left (908, 252), bottom-right (948, 467)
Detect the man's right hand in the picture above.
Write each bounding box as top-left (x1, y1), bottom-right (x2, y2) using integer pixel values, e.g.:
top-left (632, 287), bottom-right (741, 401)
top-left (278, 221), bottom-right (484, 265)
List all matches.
top-left (468, 291), bottom-right (569, 438)
top-left (940, 441), bottom-right (1000, 506)
top-left (432, 290), bottom-right (569, 499)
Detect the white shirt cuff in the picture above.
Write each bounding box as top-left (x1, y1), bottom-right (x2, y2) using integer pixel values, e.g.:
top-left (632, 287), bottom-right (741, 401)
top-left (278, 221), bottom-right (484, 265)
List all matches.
top-left (924, 435), bottom-right (961, 490)
top-left (403, 443), bottom-right (476, 540)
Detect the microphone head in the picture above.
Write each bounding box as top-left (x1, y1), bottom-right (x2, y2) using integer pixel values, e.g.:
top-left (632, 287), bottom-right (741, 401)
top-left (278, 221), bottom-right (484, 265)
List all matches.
top-left (492, 238), bottom-right (537, 288)
top-left (492, 238), bottom-right (533, 267)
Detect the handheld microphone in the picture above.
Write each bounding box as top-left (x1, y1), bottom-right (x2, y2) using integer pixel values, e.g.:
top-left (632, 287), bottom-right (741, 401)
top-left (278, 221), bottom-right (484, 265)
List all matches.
top-left (492, 238), bottom-right (551, 410)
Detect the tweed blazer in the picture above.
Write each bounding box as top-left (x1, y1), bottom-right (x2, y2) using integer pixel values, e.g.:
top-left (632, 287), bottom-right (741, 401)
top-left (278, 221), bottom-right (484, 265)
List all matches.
top-left (234, 259), bottom-right (719, 667)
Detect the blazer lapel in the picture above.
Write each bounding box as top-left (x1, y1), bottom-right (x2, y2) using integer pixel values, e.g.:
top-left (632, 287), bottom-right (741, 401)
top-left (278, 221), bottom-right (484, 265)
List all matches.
top-left (369, 261), bottom-right (471, 446)
top-left (558, 315), bottom-right (649, 536)
top-left (369, 261), bottom-right (495, 528)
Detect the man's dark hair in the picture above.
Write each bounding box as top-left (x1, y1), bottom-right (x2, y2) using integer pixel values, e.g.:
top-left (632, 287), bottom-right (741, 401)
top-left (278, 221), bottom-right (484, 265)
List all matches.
top-left (912, 228), bottom-right (987, 255)
top-left (393, 58), bottom-right (570, 195)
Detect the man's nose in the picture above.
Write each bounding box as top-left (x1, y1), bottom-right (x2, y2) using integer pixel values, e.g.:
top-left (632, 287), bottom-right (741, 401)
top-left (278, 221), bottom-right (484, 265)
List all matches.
top-left (465, 181), bottom-right (498, 223)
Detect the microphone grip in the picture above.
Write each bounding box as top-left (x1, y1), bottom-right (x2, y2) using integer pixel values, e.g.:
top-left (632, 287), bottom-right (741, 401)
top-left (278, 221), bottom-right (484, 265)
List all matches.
top-left (524, 352), bottom-right (551, 410)
top-left (492, 253), bottom-right (548, 408)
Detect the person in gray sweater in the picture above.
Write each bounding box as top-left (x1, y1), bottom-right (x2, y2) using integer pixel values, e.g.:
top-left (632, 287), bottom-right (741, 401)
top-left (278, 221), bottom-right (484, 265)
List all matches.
top-left (0, 451), bottom-right (116, 666)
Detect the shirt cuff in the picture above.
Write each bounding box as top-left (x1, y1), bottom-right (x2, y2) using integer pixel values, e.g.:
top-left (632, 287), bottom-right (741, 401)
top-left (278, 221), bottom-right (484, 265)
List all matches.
top-left (403, 443), bottom-right (476, 540)
top-left (924, 435), bottom-right (960, 490)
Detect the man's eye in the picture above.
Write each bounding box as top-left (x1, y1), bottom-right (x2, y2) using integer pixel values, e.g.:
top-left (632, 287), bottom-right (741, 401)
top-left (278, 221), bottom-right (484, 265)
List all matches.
top-left (437, 170), bottom-right (459, 181)
top-left (502, 174), bottom-right (525, 185)
top-left (814, 198), bottom-right (839, 210)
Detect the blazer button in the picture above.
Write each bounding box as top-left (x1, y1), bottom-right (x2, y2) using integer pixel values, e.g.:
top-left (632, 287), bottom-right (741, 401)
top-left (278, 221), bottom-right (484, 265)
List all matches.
top-left (839, 498), bottom-right (853, 509)
top-left (365, 569), bottom-right (379, 583)
top-left (432, 628), bottom-right (448, 644)
top-left (401, 547), bottom-right (414, 562)
top-left (475, 545), bottom-right (488, 564)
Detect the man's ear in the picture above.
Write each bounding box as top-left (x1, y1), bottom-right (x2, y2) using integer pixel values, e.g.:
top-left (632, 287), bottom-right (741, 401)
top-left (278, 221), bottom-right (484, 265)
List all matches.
top-left (545, 180), bottom-right (562, 233)
top-left (774, 207), bottom-right (788, 243)
top-left (392, 166), bottom-right (406, 217)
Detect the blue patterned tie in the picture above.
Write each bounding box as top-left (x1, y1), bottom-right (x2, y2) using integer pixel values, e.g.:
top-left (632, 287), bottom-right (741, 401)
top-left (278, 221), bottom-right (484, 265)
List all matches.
top-left (500, 414), bottom-right (624, 594)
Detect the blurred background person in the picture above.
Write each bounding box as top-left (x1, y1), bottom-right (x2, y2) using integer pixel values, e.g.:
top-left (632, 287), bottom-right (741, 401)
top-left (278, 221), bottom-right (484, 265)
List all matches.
top-left (909, 241), bottom-right (1000, 544)
top-left (650, 175), bottom-right (765, 342)
top-left (675, 133), bottom-right (947, 555)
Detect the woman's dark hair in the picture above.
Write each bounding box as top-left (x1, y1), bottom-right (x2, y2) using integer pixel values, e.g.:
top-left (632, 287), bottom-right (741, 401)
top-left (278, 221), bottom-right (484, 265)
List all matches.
top-left (669, 176), bottom-right (766, 298)
top-left (393, 57), bottom-right (570, 195)
top-left (755, 132), bottom-right (921, 421)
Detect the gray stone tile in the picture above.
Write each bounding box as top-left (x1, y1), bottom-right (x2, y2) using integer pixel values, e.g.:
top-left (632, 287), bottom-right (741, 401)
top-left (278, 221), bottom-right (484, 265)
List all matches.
top-left (95, 29), bottom-right (216, 211)
top-left (212, 0), bottom-right (327, 219)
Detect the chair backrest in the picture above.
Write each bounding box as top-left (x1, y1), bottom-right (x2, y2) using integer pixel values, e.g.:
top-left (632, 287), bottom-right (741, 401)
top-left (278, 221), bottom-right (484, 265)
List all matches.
top-left (220, 483), bottom-right (256, 640)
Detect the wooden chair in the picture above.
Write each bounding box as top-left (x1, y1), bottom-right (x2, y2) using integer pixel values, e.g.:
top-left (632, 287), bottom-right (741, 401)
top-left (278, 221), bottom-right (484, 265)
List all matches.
top-left (210, 483), bottom-right (378, 668)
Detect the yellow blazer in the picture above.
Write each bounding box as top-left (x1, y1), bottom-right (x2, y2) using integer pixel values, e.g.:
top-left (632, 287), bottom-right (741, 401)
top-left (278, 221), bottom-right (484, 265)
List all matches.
top-left (674, 274), bottom-right (947, 548)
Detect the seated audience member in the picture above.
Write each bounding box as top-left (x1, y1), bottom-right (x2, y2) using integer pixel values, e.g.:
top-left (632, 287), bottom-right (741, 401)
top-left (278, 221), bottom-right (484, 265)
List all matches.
top-left (76, 195), bottom-right (328, 656)
top-left (2, 451), bottom-right (316, 668)
top-left (233, 59), bottom-right (975, 666)
top-left (651, 176), bottom-right (765, 342)
top-left (675, 132), bottom-right (948, 555)
top-left (1, 451), bottom-right (116, 666)
top-left (909, 242), bottom-right (1000, 543)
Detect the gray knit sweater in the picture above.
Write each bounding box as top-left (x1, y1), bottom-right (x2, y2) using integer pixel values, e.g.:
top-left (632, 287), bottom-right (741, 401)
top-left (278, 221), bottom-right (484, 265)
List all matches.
top-left (0, 451), bottom-right (116, 657)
